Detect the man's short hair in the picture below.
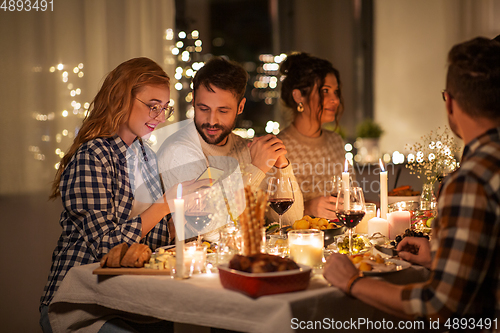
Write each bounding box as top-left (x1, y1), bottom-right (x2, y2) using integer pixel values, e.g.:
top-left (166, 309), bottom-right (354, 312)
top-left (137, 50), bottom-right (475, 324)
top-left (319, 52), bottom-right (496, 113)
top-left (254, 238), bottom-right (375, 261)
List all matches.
top-left (446, 37), bottom-right (500, 120)
top-left (192, 57), bottom-right (249, 102)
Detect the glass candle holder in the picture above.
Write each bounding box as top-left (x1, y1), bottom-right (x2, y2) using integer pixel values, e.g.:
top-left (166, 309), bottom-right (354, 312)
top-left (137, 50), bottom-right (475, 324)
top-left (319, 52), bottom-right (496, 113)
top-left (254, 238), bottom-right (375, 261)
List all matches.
top-left (287, 229), bottom-right (324, 267)
top-left (266, 234), bottom-right (288, 258)
top-left (356, 203), bottom-right (376, 234)
top-left (184, 243), bottom-right (207, 274)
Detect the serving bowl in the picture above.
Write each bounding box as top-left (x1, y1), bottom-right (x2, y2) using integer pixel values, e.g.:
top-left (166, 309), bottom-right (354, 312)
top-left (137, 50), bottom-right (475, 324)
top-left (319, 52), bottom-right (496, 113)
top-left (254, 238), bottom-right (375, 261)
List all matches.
top-left (280, 223), bottom-right (345, 248)
top-left (218, 263), bottom-right (311, 298)
top-left (323, 226), bottom-right (346, 247)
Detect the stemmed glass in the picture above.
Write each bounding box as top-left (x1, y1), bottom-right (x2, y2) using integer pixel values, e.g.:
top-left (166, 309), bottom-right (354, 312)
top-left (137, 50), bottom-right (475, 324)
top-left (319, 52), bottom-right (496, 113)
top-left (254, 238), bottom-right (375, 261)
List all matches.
top-left (267, 176), bottom-right (295, 232)
top-left (330, 175), bottom-right (342, 198)
top-left (335, 186), bottom-right (366, 255)
top-left (185, 191), bottom-right (213, 245)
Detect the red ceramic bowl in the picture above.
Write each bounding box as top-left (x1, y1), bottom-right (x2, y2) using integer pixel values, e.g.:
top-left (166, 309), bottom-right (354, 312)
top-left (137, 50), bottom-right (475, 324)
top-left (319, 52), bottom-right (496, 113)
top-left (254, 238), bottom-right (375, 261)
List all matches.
top-left (218, 263), bottom-right (311, 298)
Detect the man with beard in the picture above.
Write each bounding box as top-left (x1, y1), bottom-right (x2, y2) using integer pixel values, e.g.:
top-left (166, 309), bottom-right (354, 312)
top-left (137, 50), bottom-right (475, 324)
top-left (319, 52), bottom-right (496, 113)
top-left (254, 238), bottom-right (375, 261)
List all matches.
top-left (157, 57), bottom-right (303, 236)
top-left (323, 37), bottom-right (500, 327)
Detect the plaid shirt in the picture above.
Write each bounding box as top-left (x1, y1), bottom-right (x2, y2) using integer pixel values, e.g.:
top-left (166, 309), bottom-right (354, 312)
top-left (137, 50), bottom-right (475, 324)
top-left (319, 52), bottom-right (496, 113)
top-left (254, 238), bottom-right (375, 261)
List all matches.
top-left (41, 135), bottom-right (170, 307)
top-left (402, 127), bottom-right (500, 322)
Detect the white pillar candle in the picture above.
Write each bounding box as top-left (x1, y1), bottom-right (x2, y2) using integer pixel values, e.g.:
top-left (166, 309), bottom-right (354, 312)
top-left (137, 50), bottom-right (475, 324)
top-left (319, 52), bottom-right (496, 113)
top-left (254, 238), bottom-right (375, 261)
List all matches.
top-left (342, 159), bottom-right (350, 210)
top-left (174, 184), bottom-right (185, 279)
top-left (367, 208), bottom-right (389, 237)
top-left (288, 230), bottom-right (324, 268)
top-left (379, 159), bottom-right (388, 219)
top-left (387, 211), bottom-right (411, 239)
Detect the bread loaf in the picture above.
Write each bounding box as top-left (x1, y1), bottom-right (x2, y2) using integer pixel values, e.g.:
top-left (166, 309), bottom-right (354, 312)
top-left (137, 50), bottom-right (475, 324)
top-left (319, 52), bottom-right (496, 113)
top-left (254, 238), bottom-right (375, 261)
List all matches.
top-left (101, 242), bottom-right (129, 268)
top-left (120, 243), bottom-right (152, 268)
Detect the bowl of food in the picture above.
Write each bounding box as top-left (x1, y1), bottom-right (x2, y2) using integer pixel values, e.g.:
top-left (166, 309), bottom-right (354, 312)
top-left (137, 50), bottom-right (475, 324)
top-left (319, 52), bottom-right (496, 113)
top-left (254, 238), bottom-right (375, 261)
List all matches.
top-left (388, 185), bottom-right (420, 204)
top-left (218, 254), bottom-right (311, 298)
top-left (331, 234), bottom-right (372, 255)
top-left (291, 216), bottom-right (345, 247)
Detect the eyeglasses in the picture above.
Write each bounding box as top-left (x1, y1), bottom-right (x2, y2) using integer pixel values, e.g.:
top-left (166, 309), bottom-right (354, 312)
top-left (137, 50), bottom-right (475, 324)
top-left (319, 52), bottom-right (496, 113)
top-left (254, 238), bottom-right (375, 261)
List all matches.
top-left (441, 90), bottom-right (453, 102)
top-left (136, 98), bottom-right (174, 119)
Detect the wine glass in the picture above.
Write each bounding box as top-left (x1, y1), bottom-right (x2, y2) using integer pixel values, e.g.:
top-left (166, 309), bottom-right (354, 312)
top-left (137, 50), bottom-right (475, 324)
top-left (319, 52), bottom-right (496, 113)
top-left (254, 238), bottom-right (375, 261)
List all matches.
top-left (335, 186), bottom-right (366, 255)
top-left (330, 175), bottom-right (342, 198)
top-left (185, 191), bottom-right (213, 245)
top-left (267, 176), bottom-right (295, 232)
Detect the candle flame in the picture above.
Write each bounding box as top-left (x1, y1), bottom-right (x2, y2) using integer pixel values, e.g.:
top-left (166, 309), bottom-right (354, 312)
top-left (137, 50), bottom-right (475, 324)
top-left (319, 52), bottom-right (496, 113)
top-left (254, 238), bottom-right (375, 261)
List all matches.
top-left (344, 159), bottom-right (349, 173)
top-left (379, 158), bottom-right (385, 172)
top-left (177, 184), bottom-right (182, 199)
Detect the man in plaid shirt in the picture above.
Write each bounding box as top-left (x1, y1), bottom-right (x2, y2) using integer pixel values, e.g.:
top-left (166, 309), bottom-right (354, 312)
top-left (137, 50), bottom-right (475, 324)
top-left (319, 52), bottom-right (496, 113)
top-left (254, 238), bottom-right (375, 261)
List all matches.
top-left (324, 37), bottom-right (500, 327)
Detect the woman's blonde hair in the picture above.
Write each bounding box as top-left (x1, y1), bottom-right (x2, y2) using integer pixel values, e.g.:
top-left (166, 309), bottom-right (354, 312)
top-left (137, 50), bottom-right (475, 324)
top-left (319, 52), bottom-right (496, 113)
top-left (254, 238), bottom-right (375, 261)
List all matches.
top-left (50, 57), bottom-right (170, 199)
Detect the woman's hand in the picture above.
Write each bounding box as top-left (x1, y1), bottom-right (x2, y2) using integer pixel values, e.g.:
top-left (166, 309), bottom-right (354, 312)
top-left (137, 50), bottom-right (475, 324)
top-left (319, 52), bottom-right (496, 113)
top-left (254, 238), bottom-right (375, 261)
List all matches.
top-left (304, 196), bottom-right (337, 220)
top-left (396, 237), bottom-right (432, 269)
top-left (323, 253), bottom-right (359, 293)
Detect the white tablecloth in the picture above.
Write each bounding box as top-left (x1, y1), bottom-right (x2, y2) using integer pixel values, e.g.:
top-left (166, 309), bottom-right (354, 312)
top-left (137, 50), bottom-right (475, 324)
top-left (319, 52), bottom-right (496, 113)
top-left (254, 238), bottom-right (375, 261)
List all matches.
top-left (48, 263), bottom-right (429, 333)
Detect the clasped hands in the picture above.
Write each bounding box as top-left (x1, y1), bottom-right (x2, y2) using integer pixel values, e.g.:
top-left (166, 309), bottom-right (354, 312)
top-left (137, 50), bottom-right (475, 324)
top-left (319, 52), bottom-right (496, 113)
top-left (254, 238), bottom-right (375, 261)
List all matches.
top-left (249, 134), bottom-right (288, 173)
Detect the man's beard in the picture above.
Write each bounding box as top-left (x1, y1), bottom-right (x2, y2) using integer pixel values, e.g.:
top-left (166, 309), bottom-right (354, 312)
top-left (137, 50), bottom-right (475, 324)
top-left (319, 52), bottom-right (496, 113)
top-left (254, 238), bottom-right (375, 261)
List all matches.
top-left (195, 118), bottom-right (236, 145)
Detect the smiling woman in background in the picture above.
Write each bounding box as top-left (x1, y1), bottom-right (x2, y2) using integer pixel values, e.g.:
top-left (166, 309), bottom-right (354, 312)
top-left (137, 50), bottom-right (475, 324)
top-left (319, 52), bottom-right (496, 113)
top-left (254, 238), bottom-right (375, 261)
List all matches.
top-left (39, 57), bottom-right (182, 332)
top-left (278, 53), bottom-right (347, 220)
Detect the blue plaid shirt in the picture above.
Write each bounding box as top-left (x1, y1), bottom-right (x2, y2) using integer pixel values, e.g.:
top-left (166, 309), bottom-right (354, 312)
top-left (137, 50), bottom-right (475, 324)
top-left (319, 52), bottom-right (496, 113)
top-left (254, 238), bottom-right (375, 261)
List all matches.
top-left (41, 135), bottom-right (170, 307)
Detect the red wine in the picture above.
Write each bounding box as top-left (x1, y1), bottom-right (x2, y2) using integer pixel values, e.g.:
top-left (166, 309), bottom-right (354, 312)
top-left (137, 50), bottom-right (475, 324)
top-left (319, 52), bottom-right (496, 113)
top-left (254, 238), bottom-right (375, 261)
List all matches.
top-left (185, 211), bottom-right (211, 232)
top-left (269, 199), bottom-right (294, 215)
top-left (336, 210), bottom-right (365, 229)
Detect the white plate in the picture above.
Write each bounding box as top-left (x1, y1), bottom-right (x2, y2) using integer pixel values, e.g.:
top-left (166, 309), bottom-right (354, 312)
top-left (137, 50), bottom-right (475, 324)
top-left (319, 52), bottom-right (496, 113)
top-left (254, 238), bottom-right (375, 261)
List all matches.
top-left (154, 245), bottom-right (175, 253)
top-left (359, 258), bottom-right (411, 275)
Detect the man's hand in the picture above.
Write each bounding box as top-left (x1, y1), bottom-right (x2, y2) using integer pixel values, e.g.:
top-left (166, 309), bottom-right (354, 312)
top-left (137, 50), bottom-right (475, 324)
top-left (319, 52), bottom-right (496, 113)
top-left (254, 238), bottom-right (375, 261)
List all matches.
top-left (396, 237), bottom-right (432, 269)
top-left (249, 134), bottom-right (288, 173)
top-left (323, 253), bottom-right (359, 293)
top-left (304, 196), bottom-right (337, 220)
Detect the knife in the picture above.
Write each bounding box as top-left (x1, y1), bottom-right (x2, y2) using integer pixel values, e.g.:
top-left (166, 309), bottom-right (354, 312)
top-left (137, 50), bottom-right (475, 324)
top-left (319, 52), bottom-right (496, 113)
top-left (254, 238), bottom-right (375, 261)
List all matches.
top-left (374, 244), bottom-right (399, 257)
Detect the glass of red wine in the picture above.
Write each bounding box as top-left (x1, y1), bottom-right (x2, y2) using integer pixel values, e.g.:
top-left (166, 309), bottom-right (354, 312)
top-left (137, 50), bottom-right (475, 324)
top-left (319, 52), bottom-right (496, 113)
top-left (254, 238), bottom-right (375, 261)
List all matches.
top-left (267, 176), bottom-right (295, 233)
top-left (335, 186), bottom-right (366, 255)
top-left (185, 191), bottom-right (213, 245)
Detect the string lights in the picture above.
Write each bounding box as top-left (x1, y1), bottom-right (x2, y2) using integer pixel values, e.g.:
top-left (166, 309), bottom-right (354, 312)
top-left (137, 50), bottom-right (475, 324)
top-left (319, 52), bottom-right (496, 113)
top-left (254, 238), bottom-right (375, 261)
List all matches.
top-left (32, 62), bottom-right (89, 169)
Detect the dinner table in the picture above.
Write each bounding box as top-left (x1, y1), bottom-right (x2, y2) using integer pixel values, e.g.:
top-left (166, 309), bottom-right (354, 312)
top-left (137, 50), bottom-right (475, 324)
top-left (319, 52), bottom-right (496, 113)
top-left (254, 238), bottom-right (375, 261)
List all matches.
top-left (48, 256), bottom-right (430, 333)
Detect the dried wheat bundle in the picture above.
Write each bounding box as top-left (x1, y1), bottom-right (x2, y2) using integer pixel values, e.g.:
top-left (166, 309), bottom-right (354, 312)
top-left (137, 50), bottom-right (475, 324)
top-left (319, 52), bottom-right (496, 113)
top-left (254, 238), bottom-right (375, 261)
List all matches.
top-left (238, 186), bottom-right (268, 256)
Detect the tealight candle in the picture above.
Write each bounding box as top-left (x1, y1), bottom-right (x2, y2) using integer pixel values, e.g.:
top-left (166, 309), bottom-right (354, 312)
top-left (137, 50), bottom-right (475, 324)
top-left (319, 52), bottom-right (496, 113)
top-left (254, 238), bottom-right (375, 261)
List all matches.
top-left (387, 211), bottom-right (411, 239)
top-left (288, 229), bottom-right (324, 267)
top-left (379, 159), bottom-right (388, 219)
top-left (184, 243), bottom-right (207, 274)
top-left (367, 208), bottom-right (389, 238)
top-left (174, 184), bottom-right (185, 279)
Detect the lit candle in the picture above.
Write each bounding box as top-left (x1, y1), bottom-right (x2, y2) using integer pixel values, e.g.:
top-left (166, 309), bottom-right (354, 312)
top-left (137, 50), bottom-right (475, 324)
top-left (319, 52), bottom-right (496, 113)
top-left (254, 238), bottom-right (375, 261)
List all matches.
top-left (184, 243), bottom-right (207, 274)
top-left (356, 203), bottom-right (377, 234)
top-left (367, 209), bottom-right (389, 238)
top-left (174, 184), bottom-right (185, 279)
top-left (379, 159), bottom-right (388, 219)
top-left (387, 211), bottom-right (411, 239)
top-left (342, 159), bottom-right (350, 210)
top-left (288, 230), bottom-right (324, 267)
